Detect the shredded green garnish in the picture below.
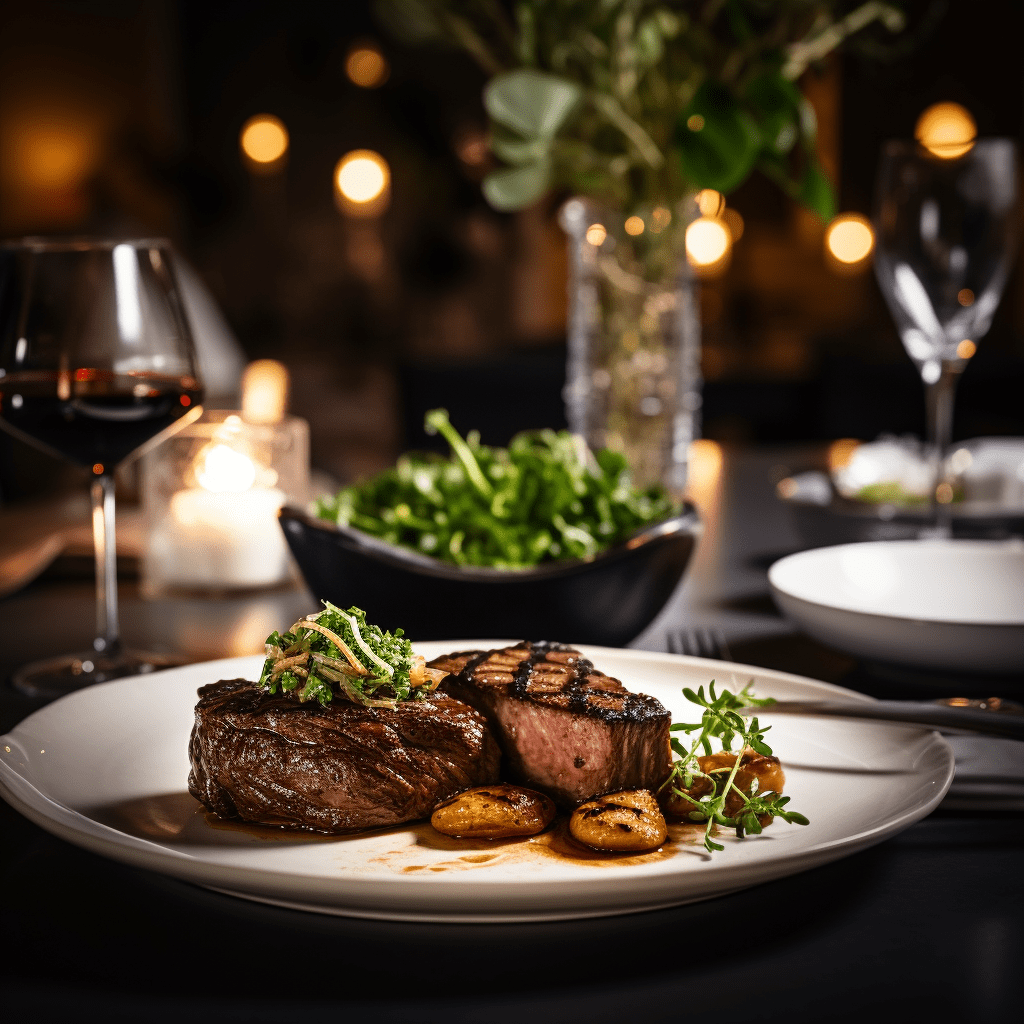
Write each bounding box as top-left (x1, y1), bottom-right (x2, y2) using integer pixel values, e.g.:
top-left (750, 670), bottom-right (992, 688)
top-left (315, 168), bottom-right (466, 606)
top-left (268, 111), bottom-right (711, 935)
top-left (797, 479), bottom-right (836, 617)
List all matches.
top-left (259, 603), bottom-right (422, 708)
top-left (314, 409), bottom-right (678, 568)
top-left (665, 682), bottom-right (810, 852)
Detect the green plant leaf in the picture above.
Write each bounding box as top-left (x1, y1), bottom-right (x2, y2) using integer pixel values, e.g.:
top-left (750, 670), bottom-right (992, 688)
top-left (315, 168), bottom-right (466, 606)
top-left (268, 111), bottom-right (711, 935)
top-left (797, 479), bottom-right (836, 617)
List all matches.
top-left (675, 81), bottom-right (760, 194)
top-left (490, 126), bottom-right (549, 166)
top-left (799, 159), bottom-right (836, 222)
top-left (484, 69), bottom-right (583, 140)
top-left (798, 96), bottom-right (818, 149)
top-left (745, 71), bottom-right (802, 157)
top-left (482, 160), bottom-right (551, 211)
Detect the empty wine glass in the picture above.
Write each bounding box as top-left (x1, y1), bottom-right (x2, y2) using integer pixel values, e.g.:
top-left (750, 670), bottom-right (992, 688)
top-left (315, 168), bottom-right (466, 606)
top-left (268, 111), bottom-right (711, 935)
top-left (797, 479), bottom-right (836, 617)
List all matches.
top-left (873, 138), bottom-right (1018, 534)
top-left (0, 238), bottom-right (204, 696)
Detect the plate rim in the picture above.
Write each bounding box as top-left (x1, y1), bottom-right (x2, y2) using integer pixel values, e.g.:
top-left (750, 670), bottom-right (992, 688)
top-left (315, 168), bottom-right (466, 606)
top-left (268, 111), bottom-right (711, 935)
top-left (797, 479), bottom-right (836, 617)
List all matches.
top-left (768, 539), bottom-right (1024, 627)
top-left (0, 646), bottom-right (956, 922)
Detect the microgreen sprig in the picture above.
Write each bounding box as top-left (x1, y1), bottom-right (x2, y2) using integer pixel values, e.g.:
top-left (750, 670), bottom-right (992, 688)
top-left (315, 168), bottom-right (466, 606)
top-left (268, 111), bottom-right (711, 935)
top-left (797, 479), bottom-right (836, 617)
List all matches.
top-left (666, 681), bottom-right (809, 853)
top-left (315, 409), bottom-right (677, 568)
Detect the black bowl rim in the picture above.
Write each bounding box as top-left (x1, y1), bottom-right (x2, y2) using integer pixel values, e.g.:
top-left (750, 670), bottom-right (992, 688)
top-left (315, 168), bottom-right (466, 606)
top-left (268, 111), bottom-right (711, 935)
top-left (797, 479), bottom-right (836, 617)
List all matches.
top-left (279, 503), bottom-right (702, 583)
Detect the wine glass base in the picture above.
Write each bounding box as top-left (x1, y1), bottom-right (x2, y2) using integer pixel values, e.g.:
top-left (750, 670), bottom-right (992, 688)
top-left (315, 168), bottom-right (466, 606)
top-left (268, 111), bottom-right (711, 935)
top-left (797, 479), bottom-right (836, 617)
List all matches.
top-left (10, 649), bottom-right (190, 699)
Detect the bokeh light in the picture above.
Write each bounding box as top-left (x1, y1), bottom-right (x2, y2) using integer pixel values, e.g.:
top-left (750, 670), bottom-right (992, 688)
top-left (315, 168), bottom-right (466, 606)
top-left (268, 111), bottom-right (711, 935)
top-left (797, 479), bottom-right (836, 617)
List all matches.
top-left (241, 359), bottom-right (289, 425)
top-left (650, 207), bottom-right (671, 232)
top-left (915, 102), bottom-right (976, 159)
top-left (696, 189), bottom-right (724, 217)
top-left (722, 208), bottom-right (744, 241)
top-left (624, 215), bottom-right (645, 236)
top-left (957, 288), bottom-right (974, 306)
top-left (685, 216), bottom-right (730, 269)
top-left (585, 223), bottom-right (607, 246)
top-left (825, 214), bottom-right (874, 267)
top-left (956, 339), bottom-right (977, 359)
top-left (3, 115), bottom-right (100, 227)
top-left (335, 150), bottom-right (391, 215)
top-left (240, 114), bottom-right (289, 168)
top-left (454, 129), bottom-right (489, 168)
top-left (346, 45), bottom-right (389, 89)
top-left (828, 438), bottom-right (861, 472)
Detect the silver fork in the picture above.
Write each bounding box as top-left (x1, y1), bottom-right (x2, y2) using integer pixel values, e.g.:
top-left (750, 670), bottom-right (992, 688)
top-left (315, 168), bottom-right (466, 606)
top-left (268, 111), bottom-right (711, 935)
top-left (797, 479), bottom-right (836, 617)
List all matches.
top-left (667, 628), bottom-right (733, 662)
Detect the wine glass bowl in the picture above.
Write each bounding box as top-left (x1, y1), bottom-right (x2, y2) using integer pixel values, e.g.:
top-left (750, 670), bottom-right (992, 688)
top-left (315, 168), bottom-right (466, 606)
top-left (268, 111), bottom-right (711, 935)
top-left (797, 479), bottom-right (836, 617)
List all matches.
top-left (873, 139), bottom-right (1018, 530)
top-left (0, 238), bottom-right (203, 696)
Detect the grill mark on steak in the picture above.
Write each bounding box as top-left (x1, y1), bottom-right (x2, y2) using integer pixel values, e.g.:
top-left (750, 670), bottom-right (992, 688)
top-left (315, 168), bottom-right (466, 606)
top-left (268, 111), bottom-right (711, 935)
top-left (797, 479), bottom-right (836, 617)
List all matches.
top-left (431, 643), bottom-right (671, 808)
top-left (188, 679), bottom-right (500, 833)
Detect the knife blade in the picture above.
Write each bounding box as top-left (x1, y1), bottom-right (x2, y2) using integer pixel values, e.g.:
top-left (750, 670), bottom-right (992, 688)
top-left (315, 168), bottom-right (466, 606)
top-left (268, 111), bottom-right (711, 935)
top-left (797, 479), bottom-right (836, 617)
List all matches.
top-left (736, 699), bottom-right (1024, 739)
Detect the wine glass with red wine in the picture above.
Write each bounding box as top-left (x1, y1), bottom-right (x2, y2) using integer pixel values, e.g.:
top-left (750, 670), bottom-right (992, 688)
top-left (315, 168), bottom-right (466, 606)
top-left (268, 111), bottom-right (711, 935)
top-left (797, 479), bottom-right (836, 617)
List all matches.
top-left (0, 238), bottom-right (203, 696)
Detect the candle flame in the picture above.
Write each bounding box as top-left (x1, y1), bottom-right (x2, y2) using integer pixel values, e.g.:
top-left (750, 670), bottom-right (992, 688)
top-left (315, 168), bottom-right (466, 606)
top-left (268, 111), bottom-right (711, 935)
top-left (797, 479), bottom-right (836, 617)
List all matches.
top-left (195, 443), bottom-right (257, 493)
top-left (242, 359), bottom-right (289, 424)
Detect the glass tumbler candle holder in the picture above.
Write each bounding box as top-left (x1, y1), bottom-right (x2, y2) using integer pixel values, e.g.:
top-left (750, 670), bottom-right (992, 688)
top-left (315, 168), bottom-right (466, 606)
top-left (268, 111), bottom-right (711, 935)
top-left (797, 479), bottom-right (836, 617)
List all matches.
top-left (141, 410), bottom-right (309, 595)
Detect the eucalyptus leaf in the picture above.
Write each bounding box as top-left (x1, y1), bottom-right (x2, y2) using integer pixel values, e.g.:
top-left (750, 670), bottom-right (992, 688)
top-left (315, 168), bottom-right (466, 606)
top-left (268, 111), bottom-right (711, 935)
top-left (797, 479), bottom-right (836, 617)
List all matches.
top-left (675, 81), bottom-right (760, 194)
top-left (485, 69), bottom-right (583, 140)
top-left (386, 0), bottom-right (908, 217)
top-left (483, 160), bottom-right (552, 211)
top-left (491, 126), bottom-right (550, 166)
top-left (635, 16), bottom-right (665, 70)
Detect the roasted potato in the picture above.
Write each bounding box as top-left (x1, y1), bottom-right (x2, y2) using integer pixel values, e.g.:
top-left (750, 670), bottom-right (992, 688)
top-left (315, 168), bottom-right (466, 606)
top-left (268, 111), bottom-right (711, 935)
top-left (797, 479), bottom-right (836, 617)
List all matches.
top-left (661, 748), bottom-right (785, 824)
top-left (431, 784), bottom-right (556, 838)
top-left (570, 790), bottom-right (668, 852)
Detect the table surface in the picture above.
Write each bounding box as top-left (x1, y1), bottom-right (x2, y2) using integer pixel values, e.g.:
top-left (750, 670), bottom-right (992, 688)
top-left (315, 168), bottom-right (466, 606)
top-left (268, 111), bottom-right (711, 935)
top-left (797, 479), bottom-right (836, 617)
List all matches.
top-left (2, 444), bottom-right (1021, 1024)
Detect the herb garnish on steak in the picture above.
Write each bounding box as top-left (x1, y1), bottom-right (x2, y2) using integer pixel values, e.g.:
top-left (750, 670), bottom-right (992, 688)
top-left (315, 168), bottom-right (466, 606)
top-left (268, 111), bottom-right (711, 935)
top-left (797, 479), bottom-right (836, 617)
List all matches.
top-left (261, 603), bottom-right (446, 707)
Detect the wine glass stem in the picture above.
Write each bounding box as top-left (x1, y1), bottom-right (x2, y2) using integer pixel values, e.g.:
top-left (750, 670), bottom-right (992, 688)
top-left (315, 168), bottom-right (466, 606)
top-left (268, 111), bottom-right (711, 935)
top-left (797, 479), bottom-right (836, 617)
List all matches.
top-left (90, 473), bottom-right (121, 655)
top-left (924, 363), bottom-right (960, 536)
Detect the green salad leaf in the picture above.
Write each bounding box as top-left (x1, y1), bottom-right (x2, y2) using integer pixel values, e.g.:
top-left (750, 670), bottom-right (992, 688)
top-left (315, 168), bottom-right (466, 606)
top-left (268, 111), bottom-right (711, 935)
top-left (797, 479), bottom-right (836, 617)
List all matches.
top-left (314, 409), bottom-right (678, 568)
top-left (259, 603), bottom-right (436, 708)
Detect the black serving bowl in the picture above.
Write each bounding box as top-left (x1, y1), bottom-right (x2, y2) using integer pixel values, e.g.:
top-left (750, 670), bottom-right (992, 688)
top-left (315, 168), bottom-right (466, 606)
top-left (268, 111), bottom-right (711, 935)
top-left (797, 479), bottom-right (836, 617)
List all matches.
top-left (279, 505), bottom-right (701, 646)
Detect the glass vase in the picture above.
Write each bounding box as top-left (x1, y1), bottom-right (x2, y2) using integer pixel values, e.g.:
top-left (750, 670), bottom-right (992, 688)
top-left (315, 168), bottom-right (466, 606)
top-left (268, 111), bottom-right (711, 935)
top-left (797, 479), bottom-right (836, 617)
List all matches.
top-left (559, 197), bottom-right (701, 496)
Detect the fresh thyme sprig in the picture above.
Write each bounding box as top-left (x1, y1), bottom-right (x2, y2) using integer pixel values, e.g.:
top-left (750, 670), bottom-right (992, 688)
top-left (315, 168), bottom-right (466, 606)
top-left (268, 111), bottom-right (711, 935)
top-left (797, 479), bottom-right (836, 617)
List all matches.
top-left (665, 681), bottom-right (809, 853)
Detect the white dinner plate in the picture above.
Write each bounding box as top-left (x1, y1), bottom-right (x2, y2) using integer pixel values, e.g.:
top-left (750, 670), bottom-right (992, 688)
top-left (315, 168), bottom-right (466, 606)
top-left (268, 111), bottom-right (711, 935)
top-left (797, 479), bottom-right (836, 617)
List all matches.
top-left (769, 540), bottom-right (1024, 674)
top-left (0, 645), bottom-right (953, 923)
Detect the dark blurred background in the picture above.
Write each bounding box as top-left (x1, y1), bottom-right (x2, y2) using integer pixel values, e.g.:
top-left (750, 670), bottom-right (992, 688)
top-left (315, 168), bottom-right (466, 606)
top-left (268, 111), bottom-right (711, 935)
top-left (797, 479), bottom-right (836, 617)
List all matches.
top-left (1, 0), bottom-right (1022, 503)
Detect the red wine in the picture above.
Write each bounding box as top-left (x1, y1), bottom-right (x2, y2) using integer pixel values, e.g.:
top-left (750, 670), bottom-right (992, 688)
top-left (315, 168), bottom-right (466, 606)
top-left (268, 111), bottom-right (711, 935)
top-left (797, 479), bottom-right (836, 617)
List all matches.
top-left (0, 369), bottom-right (203, 471)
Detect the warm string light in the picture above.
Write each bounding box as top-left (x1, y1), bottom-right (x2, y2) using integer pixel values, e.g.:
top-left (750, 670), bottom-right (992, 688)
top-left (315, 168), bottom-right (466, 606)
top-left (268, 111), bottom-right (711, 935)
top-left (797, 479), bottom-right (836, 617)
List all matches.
top-left (916, 102), bottom-right (976, 159)
top-left (686, 217), bottom-right (730, 271)
top-left (334, 149), bottom-right (391, 216)
top-left (240, 114), bottom-right (289, 171)
top-left (825, 214), bottom-right (875, 270)
top-left (345, 44), bottom-right (389, 88)
top-left (696, 189), bottom-right (724, 217)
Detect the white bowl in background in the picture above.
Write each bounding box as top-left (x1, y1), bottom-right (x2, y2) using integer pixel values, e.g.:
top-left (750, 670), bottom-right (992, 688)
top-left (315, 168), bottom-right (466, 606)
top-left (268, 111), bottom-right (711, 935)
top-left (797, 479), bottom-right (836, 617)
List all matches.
top-left (768, 540), bottom-right (1024, 674)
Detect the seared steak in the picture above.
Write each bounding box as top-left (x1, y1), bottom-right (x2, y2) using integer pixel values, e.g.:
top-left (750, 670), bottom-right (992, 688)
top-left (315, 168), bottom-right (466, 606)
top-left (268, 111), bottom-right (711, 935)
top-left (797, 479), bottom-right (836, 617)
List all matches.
top-left (431, 643), bottom-right (671, 807)
top-left (188, 679), bottom-right (500, 833)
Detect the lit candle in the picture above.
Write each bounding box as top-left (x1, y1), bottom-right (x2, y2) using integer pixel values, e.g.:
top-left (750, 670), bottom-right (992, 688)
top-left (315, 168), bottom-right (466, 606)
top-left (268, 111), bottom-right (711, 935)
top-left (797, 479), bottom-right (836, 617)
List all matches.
top-left (145, 420), bottom-right (290, 590)
top-left (241, 359), bottom-right (289, 425)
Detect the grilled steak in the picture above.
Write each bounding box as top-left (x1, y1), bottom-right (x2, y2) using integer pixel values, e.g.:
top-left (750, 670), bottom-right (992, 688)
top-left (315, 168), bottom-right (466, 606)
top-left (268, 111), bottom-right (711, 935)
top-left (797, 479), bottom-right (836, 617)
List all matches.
top-left (430, 643), bottom-right (672, 807)
top-left (188, 679), bottom-right (500, 833)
